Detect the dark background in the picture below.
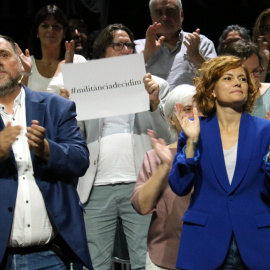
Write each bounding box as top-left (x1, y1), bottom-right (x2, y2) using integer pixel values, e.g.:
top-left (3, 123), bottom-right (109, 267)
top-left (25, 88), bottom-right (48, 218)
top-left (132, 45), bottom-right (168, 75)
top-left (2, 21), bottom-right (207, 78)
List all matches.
top-left (0, 0), bottom-right (269, 51)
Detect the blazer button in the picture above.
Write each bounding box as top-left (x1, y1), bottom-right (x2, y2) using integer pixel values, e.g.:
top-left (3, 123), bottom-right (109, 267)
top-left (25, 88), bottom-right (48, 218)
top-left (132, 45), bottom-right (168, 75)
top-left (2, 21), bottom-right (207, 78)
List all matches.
top-left (8, 207), bottom-right (13, 212)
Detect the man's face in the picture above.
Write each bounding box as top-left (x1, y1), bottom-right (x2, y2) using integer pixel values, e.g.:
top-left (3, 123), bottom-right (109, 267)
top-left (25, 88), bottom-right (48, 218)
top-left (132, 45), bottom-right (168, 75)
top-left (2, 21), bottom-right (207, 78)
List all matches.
top-left (105, 30), bottom-right (134, 58)
top-left (150, 0), bottom-right (183, 37)
top-left (0, 38), bottom-right (22, 95)
top-left (68, 18), bottom-right (88, 55)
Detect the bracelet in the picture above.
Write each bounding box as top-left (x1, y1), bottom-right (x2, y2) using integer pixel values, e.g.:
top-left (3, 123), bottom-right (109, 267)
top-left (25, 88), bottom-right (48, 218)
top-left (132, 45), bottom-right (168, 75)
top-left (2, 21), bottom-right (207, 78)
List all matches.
top-left (23, 71), bottom-right (32, 76)
top-left (266, 151), bottom-right (270, 163)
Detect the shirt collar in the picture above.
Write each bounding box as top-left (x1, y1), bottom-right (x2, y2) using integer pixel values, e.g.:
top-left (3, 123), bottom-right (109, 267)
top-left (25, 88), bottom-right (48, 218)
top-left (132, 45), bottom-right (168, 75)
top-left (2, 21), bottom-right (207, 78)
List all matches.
top-left (0, 86), bottom-right (25, 114)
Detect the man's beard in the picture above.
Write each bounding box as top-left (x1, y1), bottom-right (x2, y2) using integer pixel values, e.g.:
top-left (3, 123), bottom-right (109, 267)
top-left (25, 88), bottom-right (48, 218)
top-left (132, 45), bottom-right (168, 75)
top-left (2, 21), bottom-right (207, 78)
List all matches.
top-left (0, 74), bottom-right (21, 97)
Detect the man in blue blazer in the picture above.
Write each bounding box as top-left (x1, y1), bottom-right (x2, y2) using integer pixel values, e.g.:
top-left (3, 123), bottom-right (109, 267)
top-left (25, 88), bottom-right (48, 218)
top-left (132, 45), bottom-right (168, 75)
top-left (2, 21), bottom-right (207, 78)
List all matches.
top-left (0, 35), bottom-right (92, 269)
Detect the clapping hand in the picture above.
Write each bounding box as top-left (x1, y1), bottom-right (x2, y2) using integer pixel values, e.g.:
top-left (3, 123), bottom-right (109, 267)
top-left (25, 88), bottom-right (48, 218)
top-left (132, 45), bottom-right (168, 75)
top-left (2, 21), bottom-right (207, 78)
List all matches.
top-left (0, 122), bottom-right (21, 162)
top-left (148, 129), bottom-right (174, 167)
top-left (174, 103), bottom-right (200, 142)
top-left (15, 43), bottom-right (32, 74)
top-left (26, 120), bottom-right (49, 161)
top-left (64, 40), bottom-right (75, 63)
top-left (144, 22), bottom-right (165, 62)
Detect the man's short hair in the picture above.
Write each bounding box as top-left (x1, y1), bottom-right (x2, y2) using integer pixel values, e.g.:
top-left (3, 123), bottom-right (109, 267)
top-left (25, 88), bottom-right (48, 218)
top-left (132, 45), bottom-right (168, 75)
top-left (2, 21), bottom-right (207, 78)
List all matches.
top-left (0, 35), bottom-right (17, 53)
top-left (149, 0), bottom-right (182, 13)
top-left (221, 39), bottom-right (262, 65)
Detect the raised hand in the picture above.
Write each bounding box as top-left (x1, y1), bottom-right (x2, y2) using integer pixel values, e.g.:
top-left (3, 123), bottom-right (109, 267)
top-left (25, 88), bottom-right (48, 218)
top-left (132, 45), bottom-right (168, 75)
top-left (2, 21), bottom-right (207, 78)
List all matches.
top-left (15, 43), bottom-right (32, 73)
top-left (148, 129), bottom-right (173, 167)
top-left (60, 87), bottom-right (70, 99)
top-left (0, 122), bottom-right (21, 162)
top-left (183, 28), bottom-right (206, 68)
top-left (174, 103), bottom-right (200, 142)
top-left (143, 22), bottom-right (165, 62)
top-left (26, 120), bottom-right (49, 161)
top-left (143, 73), bottom-right (160, 111)
top-left (64, 40), bottom-right (75, 63)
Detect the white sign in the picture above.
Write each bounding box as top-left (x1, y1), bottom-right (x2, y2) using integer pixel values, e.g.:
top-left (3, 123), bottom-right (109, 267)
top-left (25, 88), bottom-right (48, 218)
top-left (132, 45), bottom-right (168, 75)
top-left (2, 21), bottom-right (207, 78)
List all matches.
top-left (62, 53), bottom-right (149, 120)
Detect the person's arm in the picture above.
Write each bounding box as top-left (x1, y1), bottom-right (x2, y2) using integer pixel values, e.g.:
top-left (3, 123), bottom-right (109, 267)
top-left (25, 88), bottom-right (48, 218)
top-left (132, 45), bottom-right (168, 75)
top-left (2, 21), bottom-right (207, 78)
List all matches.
top-left (134, 130), bottom-right (174, 215)
top-left (169, 104), bottom-right (200, 196)
top-left (145, 75), bottom-right (172, 144)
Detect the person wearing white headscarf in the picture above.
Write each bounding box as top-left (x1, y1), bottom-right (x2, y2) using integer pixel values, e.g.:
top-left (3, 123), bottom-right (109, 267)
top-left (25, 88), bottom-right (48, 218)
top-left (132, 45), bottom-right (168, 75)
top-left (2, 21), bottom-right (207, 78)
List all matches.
top-left (131, 84), bottom-right (196, 270)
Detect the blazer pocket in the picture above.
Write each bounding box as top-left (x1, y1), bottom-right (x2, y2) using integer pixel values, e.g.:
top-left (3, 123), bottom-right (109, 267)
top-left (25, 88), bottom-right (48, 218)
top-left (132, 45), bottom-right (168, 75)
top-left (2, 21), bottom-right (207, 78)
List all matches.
top-left (182, 209), bottom-right (209, 227)
top-left (255, 213), bottom-right (270, 228)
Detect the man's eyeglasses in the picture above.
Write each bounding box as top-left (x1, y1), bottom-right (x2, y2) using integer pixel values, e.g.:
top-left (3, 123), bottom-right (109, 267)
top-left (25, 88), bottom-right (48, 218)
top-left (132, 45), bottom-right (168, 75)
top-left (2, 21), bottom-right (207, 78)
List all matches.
top-left (109, 42), bottom-right (135, 52)
top-left (260, 25), bottom-right (270, 34)
top-left (251, 66), bottom-right (265, 77)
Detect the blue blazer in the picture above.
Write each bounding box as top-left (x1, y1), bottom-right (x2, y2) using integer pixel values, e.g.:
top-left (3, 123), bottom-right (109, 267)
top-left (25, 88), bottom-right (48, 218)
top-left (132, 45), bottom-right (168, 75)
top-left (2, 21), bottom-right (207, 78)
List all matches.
top-left (169, 112), bottom-right (270, 270)
top-left (0, 86), bottom-right (92, 269)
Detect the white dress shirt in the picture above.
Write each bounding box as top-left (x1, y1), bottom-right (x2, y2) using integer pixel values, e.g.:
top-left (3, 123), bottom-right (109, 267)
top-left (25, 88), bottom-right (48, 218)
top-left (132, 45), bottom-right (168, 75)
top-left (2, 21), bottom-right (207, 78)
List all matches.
top-left (0, 88), bottom-right (55, 247)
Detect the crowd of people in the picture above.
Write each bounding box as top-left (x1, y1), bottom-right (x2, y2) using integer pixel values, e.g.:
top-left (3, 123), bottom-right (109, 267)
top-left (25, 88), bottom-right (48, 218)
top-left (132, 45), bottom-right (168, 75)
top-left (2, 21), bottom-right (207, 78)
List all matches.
top-left (0, 0), bottom-right (270, 270)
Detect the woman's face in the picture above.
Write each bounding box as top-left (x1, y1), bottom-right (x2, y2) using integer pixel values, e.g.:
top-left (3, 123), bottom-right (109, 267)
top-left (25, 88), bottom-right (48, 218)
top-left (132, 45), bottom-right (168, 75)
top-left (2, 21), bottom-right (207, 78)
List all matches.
top-left (261, 16), bottom-right (270, 47)
top-left (212, 67), bottom-right (249, 109)
top-left (243, 54), bottom-right (262, 90)
top-left (223, 31), bottom-right (242, 47)
top-left (37, 16), bottom-right (65, 47)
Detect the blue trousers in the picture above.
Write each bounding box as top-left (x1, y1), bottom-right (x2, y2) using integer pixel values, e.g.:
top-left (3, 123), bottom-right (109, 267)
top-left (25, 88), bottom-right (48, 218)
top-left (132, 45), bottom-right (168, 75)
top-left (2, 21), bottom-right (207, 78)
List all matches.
top-left (1, 250), bottom-right (67, 270)
top-left (219, 235), bottom-right (248, 270)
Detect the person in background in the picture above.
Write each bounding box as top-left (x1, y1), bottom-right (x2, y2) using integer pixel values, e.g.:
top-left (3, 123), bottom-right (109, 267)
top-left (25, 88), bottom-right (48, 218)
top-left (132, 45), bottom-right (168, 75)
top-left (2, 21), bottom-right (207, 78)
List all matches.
top-left (77, 23), bottom-right (171, 270)
top-left (131, 84), bottom-right (196, 270)
top-left (135, 0), bottom-right (216, 90)
top-left (217, 24), bottom-right (251, 55)
top-left (222, 39), bottom-right (270, 119)
top-left (0, 34), bottom-right (92, 270)
top-left (68, 16), bottom-right (90, 59)
top-left (169, 55), bottom-right (270, 269)
top-left (18, 5), bottom-right (86, 96)
top-left (252, 8), bottom-right (270, 82)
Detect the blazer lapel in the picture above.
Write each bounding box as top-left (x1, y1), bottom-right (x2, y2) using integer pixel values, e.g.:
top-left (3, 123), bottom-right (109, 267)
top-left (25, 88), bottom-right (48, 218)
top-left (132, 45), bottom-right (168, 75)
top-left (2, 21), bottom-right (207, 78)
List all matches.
top-left (24, 87), bottom-right (46, 160)
top-left (201, 113), bottom-right (231, 192)
top-left (229, 113), bottom-right (255, 193)
top-left (0, 116), bottom-right (17, 168)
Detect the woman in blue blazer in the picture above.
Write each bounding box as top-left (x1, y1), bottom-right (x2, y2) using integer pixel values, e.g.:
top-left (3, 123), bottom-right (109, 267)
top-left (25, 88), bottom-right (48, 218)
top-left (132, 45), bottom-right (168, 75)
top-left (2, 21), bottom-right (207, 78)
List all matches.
top-left (169, 56), bottom-right (270, 270)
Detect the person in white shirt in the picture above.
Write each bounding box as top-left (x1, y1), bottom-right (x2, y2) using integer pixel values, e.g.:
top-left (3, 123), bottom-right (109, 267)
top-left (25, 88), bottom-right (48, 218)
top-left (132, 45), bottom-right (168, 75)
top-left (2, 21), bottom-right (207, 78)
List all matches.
top-left (18, 5), bottom-right (86, 96)
top-left (77, 23), bottom-right (171, 270)
top-left (0, 34), bottom-right (92, 270)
